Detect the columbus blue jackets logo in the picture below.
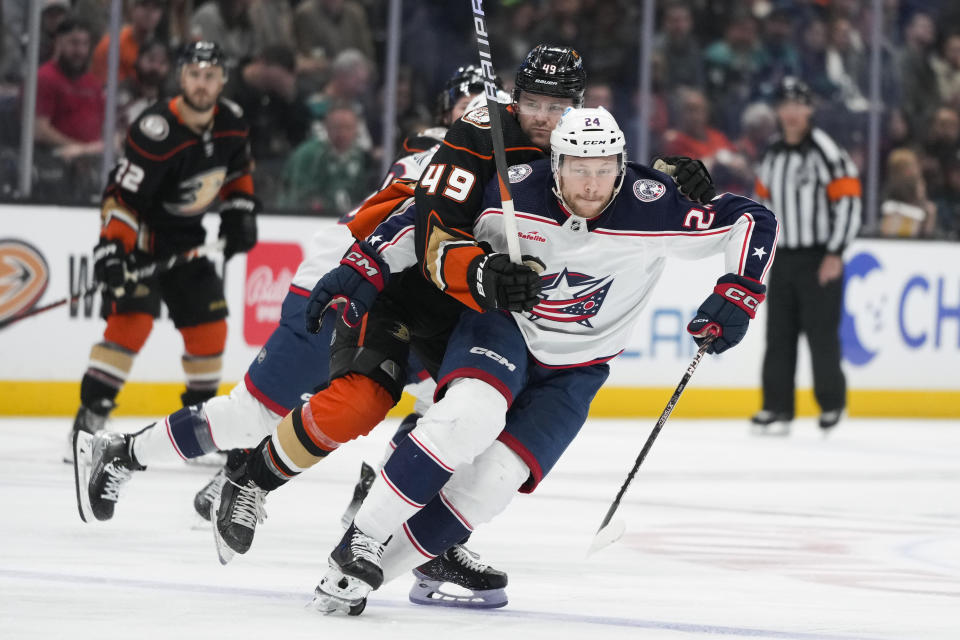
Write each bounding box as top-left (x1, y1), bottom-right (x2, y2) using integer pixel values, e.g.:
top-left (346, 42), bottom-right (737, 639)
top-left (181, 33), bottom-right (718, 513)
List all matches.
top-left (529, 268), bottom-right (611, 326)
top-left (508, 164), bottom-right (533, 183)
top-left (633, 179), bottom-right (666, 202)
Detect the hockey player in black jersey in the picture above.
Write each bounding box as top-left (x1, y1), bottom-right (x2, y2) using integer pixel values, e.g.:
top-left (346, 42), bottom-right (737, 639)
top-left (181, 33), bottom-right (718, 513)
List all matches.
top-left (67, 41), bottom-right (259, 458)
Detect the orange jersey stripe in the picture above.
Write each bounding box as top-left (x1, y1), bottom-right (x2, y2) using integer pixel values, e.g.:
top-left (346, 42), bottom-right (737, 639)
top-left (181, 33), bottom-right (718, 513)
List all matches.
top-left (346, 181), bottom-right (416, 240)
top-left (755, 179), bottom-right (770, 200)
top-left (220, 174), bottom-right (254, 198)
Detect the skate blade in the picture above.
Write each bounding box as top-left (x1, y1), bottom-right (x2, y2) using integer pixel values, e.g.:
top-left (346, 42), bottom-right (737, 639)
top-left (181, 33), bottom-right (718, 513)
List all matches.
top-left (210, 496), bottom-right (235, 565)
top-left (306, 590), bottom-right (365, 616)
top-left (750, 422), bottom-right (791, 437)
top-left (587, 518), bottom-right (626, 556)
top-left (409, 575), bottom-right (507, 609)
top-left (73, 431), bottom-right (95, 523)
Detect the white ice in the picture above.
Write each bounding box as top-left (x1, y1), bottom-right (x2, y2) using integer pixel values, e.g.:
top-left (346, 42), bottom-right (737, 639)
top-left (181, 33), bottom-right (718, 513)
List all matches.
top-left (1, 416), bottom-right (957, 640)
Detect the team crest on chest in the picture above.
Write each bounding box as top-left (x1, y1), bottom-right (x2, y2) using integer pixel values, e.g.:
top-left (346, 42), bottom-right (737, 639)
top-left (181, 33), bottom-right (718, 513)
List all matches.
top-left (528, 268), bottom-right (612, 327)
top-left (508, 164), bottom-right (533, 183)
top-left (633, 179), bottom-right (666, 202)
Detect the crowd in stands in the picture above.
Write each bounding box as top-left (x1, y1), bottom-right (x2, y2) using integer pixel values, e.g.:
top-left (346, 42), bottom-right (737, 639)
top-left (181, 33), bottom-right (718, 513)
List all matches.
top-left (0, 0), bottom-right (958, 239)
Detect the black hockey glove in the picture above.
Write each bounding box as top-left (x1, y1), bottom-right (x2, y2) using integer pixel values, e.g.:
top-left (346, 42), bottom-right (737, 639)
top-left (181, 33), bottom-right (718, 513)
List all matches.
top-left (219, 196), bottom-right (260, 259)
top-left (467, 252), bottom-right (545, 312)
top-left (653, 156), bottom-right (717, 204)
top-left (92, 238), bottom-right (128, 298)
top-left (687, 273), bottom-right (766, 354)
top-left (305, 241), bottom-right (389, 332)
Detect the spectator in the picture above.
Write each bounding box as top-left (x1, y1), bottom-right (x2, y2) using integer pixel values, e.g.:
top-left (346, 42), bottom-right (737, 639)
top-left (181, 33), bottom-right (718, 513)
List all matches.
top-left (935, 152), bottom-right (960, 239)
top-left (116, 39), bottom-right (171, 133)
top-left (880, 148), bottom-right (936, 237)
top-left (279, 102), bottom-right (373, 214)
top-left (932, 31), bottom-right (960, 110)
top-left (734, 101), bottom-right (777, 166)
top-left (584, 81), bottom-right (614, 111)
top-left (661, 86), bottom-right (752, 193)
top-left (91, 0), bottom-right (165, 85)
top-left (159, 0), bottom-right (194, 49)
top-left (898, 11), bottom-right (940, 135)
top-left (34, 17), bottom-right (105, 159)
top-left (530, 0), bottom-right (583, 49)
top-left (652, 0), bottom-right (703, 92)
top-left (293, 0), bottom-right (375, 90)
top-left (702, 7), bottom-right (766, 135)
top-left (227, 43), bottom-right (310, 203)
top-left (825, 15), bottom-right (869, 112)
top-left (190, 0), bottom-right (254, 72)
top-left (919, 105), bottom-right (960, 199)
top-left (306, 48), bottom-right (374, 148)
top-left (798, 17), bottom-right (838, 101)
top-left (756, 6), bottom-right (801, 100)
top-left (579, 0), bottom-right (635, 84)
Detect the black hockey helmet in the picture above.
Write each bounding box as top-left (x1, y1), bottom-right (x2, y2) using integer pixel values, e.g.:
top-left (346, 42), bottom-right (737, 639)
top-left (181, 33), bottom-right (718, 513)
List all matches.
top-left (513, 44), bottom-right (586, 107)
top-left (436, 64), bottom-right (503, 116)
top-left (775, 76), bottom-right (812, 106)
top-left (177, 41), bottom-right (226, 71)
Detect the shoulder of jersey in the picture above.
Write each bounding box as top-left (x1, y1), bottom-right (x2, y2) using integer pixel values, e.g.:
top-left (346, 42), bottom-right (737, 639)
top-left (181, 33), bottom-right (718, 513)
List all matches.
top-left (215, 98), bottom-right (248, 129)
top-left (507, 158), bottom-right (552, 212)
top-left (129, 100), bottom-right (183, 151)
top-left (623, 162), bottom-right (675, 204)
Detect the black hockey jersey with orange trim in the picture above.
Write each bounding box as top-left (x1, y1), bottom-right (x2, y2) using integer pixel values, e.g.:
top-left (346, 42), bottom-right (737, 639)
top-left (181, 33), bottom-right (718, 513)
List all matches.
top-left (100, 97), bottom-right (255, 256)
top-left (413, 103), bottom-right (543, 312)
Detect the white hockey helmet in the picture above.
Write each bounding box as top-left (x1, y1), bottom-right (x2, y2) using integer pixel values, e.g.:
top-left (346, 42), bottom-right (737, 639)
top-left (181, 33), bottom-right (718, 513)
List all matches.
top-left (550, 107), bottom-right (627, 212)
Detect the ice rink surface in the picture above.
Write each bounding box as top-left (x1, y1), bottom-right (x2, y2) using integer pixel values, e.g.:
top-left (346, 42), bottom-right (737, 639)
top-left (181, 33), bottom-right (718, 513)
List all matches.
top-left (1, 416), bottom-right (957, 640)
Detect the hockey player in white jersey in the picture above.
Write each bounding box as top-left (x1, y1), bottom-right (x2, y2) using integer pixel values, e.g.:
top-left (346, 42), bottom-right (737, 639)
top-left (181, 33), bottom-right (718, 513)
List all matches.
top-left (308, 106), bottom-right (779, 614)
top-left (71, 65), bottom-right (512, 605)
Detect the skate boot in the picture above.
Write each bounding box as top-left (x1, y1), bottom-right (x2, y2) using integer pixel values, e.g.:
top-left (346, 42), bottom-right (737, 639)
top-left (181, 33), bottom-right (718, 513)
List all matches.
top-left (750, 410), bottom-right (792, 436)
top-left (64, 401), bottom-right (113, 463)
top-left (309, 523), bottom-right (386, 615)
top-left (818, 409), bottom-right (844, 433)
top-left (410, 544), bottom-right (508, 608)
top-left (340, 461), bottom-right (376, 529)
top-left (211, 464), bottom-right (268, 565)
top-left (73, 430), bottom-right (145, 523)
top-left (194, 449), bottom-right (249, 521)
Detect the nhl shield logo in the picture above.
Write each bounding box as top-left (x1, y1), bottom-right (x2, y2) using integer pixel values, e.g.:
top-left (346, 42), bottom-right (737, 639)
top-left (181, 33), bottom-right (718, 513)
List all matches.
top-left (633, 179), bottom-right (666, 202)
top-left (508, 164), bottom-right (533, 183)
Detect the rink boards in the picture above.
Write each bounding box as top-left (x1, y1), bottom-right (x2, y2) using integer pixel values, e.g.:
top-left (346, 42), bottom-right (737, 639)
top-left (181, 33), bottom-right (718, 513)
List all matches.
top-left (1, 205), bottom-right (958, 417)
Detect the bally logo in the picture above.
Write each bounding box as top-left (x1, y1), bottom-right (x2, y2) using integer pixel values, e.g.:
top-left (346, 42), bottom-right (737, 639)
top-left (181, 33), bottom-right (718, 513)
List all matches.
top-left (0, 239), bottom-right (49, 323)
top-left (244, 241), bottom-right (303, 346)
top-left (469, 346), bottom-right (516, 371)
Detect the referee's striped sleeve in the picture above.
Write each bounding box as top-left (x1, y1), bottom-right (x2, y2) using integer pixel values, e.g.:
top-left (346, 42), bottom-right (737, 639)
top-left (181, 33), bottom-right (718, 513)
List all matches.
top-left (812, 129), bottom-right (862, 253)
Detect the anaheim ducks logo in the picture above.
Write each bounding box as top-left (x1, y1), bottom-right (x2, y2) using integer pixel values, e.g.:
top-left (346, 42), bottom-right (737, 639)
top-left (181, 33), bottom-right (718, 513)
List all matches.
top-left (167, 167), bottom-right (227, 216)
top-left (0, 239), bottom-right (49, 322)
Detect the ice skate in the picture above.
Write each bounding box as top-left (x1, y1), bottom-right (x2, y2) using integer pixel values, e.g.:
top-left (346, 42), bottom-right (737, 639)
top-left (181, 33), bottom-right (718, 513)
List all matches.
top-left (410, 544), bottom-right (508, 608)
top-left (73, 430), bottom-right (144, 523)
top-left (211, 465), bottom-right (268, 564)
top-left (750, 410), bottom-right (792, 436)
top-left (819, 409), bottom-right (844, 434)
top-left (194, 449), bottom-right (249, 522)
top-left (310, 522), bottom-right (386, 613)
top-left (64, 403), bottom-right (111, 463)
top-left (340, 461), bottom-right (376, 529)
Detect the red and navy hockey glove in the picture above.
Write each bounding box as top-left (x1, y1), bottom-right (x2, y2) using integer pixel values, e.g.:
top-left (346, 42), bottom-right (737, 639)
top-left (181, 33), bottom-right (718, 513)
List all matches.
top-left (305, 241), bottom-right (389, 332)
top-left (687, 273), bottom-right (766, 354)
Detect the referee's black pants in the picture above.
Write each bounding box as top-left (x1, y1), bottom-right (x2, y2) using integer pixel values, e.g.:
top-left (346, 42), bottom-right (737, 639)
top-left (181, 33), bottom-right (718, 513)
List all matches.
top-left (761, 249), bottom-right (846, 417)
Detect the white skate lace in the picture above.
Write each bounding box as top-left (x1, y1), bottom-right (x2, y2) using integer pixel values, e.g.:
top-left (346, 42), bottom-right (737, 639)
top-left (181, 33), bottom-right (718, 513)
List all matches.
top-left (230, 481), bottom-right (267, 529)
top-left (350, 529), bottom-right (385, 565)
top-left (199, 469), bottom-right (227, 503)
top-left (100, 463), bottom-right (134, 503)
top-left (451, 545), bottom-right (488, 573)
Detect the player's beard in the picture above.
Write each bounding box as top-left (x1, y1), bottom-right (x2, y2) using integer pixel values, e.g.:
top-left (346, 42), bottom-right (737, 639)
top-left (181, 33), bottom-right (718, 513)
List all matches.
top-left (182, 89), bottom-right (216, 113)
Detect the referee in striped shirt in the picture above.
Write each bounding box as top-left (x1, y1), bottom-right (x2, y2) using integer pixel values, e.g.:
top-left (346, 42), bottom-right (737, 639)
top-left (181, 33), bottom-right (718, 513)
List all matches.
top-left (751, 77), bottom-right (862, 435)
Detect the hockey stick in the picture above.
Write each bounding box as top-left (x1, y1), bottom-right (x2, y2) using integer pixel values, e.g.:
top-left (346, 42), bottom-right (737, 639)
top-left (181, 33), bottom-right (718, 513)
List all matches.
top-left (470, 1), bottom-right (521, 264)
top-left (0, 239), bottom-right (226, 331)
top-left (588, 335), bottom-right (716, 555)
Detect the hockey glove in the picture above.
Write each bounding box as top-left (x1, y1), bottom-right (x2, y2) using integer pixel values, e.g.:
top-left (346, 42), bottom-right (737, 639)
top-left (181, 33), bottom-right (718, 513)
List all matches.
top-left (92, 238), bottom-right (128, 298)
top-left (687, 273), bottom-right (766, 354)
top-left (653, 156), bottom-right (717, 204)
top-left (467, 252), bottom-right (545, 312)
top-left (305, 241), bottom-right (389, 332)
top-left (219, 196), bottom-right (260, 259)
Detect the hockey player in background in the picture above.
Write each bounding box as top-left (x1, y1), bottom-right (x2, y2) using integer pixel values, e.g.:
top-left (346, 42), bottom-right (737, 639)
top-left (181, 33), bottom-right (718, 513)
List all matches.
top-left (73, 65), bottom-right (516, 608)
top-left (305, 106), bottom-right (779, 614)
top-left (67, 41), bottom-right (259, 460)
